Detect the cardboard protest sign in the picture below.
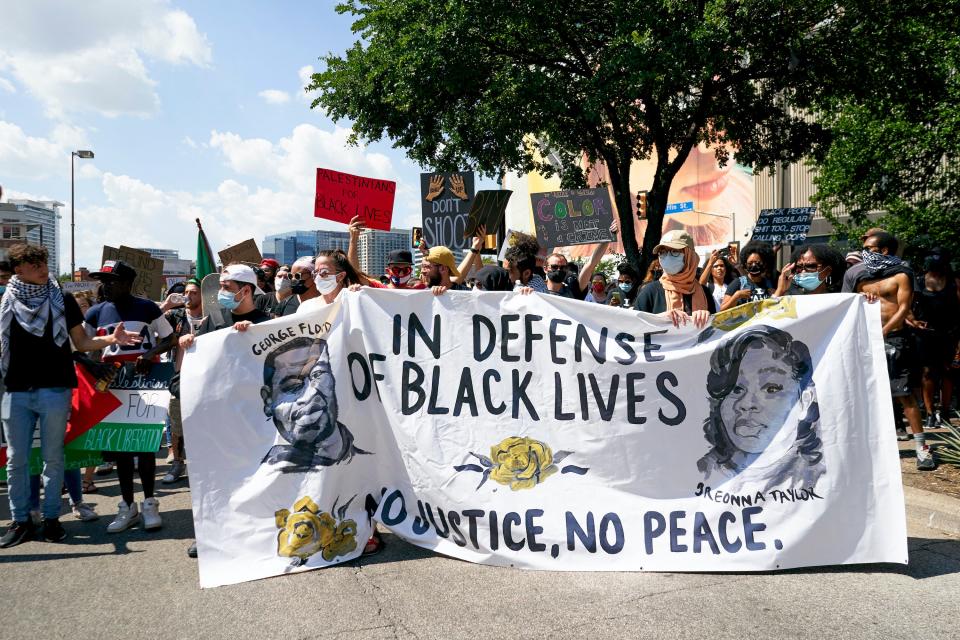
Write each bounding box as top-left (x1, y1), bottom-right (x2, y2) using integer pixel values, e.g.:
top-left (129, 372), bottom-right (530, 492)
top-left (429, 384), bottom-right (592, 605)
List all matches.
top-left (420, 171), bottom-right (475, 252)
top-left (530, 188), bottom-right (615, 248)
top-left (101, 246), bottom-right (165, 300)
top-left (463, 190), bottom-right (512, 239)
top-left (183, 292), bottom-right (906, 588)
top-left (218, 238), bottom-right (262, 267)
top-left (751, 208), bottom-right (816, 245)
top-left (497, 227), bottom-right (535, 262)
top-left (315, 168), bottom-right (395, 231)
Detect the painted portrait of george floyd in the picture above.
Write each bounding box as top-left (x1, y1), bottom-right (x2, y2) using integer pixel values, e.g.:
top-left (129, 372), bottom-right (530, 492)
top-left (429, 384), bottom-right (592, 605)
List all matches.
top-left (260, 337), bottom-right (367, 473)
top-left (698, 325), bottom-right (825, 492)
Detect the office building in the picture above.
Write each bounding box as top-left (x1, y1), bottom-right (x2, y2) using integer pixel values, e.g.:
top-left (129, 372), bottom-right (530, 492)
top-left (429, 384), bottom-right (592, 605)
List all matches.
top-left (357, 228), bottom-right (413, 276)
top-left (0, 199), bottom-right (63, 275)
top-left (262, 230), bottom-right (351, 266)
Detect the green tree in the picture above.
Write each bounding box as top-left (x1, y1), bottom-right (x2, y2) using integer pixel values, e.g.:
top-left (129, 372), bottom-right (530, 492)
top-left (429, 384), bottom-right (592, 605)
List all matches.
top-left (811, 3), bottom-right (960, 261)
top-left (310, 0), bottom-right (943, 274)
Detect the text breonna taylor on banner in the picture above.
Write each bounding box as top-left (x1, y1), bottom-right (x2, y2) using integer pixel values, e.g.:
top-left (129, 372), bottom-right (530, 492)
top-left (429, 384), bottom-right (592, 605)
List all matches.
top-left (181, 291), bottom-right (906, 588)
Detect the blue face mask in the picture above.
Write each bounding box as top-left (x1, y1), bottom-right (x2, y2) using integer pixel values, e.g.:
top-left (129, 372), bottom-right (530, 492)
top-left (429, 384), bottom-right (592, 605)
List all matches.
top-left (658, 253), bottom-right (685, 275)
top-left (618, 282), bottom-right (632, 293)
top-left (793, 272), bottom-right (823, 291)
top-left (217, 289), bottom-right (241, 310)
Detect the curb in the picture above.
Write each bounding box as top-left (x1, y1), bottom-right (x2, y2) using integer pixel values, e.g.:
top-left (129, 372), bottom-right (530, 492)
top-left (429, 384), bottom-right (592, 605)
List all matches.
top-left (904, 485), bottom-right (960, 537)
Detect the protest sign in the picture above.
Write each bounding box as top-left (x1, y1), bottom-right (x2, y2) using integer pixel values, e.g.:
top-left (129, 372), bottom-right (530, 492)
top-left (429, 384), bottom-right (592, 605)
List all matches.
top-left (530, 188), bottom-right (615, 247)
top-left (751, 208), bottom-right (816, 245)
top-left (420, 171), bottom-right (475, 252)
top-left (497, 228), bottom-right (534, 262)
top-left (0, 363), bottom-right (172, 481)
top-left (218, 238), bottom-right (262, 267)
top-left (101, 245), bottom-right (165, 300)
top-left (182, 291), bottom-right (906, 588)
top-left (315, 168), bottom-right (395, 231)
top-left (463, 190), bottom-right (512, 240)
top-left (67, 362), bottom-right (173, 454)
top-left (61, 281), bottom-right (99, 294)
top-left (411, 227), bottom-right (423, 249)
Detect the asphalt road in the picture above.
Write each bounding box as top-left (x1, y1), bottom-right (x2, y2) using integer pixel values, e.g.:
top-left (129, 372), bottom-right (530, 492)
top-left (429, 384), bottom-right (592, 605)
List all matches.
top-left (2, 459), bottom-right (959, 640)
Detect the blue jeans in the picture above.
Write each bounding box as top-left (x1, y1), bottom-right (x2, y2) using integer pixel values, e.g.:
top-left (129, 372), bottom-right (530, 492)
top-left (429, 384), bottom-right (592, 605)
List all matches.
top-left (30, 467), bottom-right (83, 511)
top-left (2, 388), bottom-right (73, 521)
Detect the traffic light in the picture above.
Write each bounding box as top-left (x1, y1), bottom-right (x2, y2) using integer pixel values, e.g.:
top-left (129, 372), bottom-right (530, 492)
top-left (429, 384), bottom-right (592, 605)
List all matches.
top-left (636, 190), bottom-right (649, 219)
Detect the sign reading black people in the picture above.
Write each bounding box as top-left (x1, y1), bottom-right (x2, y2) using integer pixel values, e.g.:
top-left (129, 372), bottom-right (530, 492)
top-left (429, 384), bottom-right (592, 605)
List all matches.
top-left (420, 171), bottom-right (475, 253)
top-left (530, 188), bottom-right (616, 248)
top-left (750, 208), bottom-right (816, 245)
top-left (181, 292), bottom-right (906, 588)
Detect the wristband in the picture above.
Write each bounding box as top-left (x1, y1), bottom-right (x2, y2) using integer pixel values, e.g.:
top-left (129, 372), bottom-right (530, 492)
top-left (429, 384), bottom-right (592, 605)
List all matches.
top-left (470, 248), bottom-right (480, 254)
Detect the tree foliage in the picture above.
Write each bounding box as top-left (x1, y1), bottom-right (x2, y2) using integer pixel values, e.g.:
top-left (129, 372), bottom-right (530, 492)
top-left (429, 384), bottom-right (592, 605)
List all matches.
top-left (310, 0), bottom-right (952, 273)
top-left (811, 2), bottom-right (960, 261)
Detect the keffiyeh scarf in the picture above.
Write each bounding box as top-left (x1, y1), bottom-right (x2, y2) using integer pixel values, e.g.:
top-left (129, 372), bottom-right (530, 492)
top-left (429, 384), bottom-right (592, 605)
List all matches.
top-left (0, 275), bottom-right (68, 377)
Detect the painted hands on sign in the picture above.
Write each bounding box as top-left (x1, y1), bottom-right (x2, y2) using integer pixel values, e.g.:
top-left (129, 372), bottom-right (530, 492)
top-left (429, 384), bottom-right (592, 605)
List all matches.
top-left (449, 174), bottom-right (468, 200)
top-left (425, 175), bottom-right (445, 201)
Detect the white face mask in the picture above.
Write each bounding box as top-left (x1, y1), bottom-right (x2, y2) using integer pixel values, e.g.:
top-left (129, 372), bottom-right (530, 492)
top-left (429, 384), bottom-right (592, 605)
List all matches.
top-left (315, 274), bottom-right (340, 295)
top-left (274, 276), bottom-right (292, 293)
top-left (659, 253), bottom-right (686, 275)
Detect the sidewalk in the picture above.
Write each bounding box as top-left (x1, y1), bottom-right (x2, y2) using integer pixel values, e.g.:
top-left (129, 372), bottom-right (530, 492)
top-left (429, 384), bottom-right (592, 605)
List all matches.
top-left (904, 484), bottom-right (960, 536)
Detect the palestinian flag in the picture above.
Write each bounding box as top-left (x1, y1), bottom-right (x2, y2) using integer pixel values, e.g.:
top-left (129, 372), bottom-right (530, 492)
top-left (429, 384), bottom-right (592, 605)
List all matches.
top-left (195, 218), bottom-right (217, 280)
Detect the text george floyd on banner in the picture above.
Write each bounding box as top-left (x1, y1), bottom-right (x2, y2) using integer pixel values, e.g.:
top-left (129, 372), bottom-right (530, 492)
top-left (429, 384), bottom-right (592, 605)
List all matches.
top-left (181, 291), bottom-right (906, 588)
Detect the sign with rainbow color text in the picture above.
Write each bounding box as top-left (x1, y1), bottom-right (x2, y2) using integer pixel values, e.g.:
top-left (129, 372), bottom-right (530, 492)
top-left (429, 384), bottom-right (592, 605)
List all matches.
top-left (181, 291), bottom-right (906, 588)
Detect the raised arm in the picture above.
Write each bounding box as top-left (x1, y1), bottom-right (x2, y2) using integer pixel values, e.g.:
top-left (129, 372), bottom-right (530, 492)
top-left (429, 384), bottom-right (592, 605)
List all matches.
top-left (578, 220), bottom-right (617, 293)
top-left (455, 224), bottom-right (486, 283)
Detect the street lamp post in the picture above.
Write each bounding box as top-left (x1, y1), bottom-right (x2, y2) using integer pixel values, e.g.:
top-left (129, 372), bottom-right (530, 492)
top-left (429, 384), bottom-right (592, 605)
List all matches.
top-left (71, 149), bottom-right (94, 281)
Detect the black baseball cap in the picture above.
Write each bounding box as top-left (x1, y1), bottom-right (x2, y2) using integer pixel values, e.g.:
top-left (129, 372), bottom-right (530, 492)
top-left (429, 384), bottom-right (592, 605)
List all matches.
top-left (90, 260), bottom-right (137, 281)
top-left (386, 249), bottom-right (414, 265)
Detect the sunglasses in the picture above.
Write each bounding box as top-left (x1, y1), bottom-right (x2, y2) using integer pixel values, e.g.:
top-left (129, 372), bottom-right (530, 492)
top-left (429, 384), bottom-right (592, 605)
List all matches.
top-left (794, 263), bottom-right (824, 273)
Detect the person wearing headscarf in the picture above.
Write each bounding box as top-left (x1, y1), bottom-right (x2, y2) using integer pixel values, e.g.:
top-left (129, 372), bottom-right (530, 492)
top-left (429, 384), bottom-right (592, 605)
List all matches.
top-left (634, 230), bottom-right (714, 329)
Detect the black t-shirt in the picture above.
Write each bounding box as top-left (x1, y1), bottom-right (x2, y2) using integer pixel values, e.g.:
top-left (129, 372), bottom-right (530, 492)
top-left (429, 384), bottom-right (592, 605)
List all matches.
top-left (724, 276), bottom-right (774, 303)
top-left (634, 281), bottom-right (717, 315)
top-left (198, 307), bottom-right (271, 336)
top-left (4, 293), bottom-right (84, 391)
top-left (545, 284), bottom-right (576, 298)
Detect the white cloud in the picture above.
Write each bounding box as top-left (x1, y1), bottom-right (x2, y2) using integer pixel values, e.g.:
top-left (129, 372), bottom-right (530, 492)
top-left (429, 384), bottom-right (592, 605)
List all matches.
top-left (0, 120), bottom-right (92, 181)
top-left (0, 1), bottom-right (211, 118)
top-left (258, 89), bottom-right (290, 105)
top-left (0, 77), bottom-right (15, 93)
top-left (298, 65), bottom-right (318, 104)
top-left (182, 135), bottom-right (198, 149)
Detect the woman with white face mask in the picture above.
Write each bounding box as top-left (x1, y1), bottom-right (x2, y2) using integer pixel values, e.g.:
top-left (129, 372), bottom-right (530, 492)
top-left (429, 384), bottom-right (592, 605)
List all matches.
top-left (634, 230), bottom-right (715, 329)
top-left (296, 250), bottom-right (364, 314)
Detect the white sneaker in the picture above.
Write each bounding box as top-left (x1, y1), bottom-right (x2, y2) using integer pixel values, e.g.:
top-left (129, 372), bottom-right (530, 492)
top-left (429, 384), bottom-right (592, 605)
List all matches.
top-left (107, 501), bottom-right (140, 533)
top-left (141, 497), bottom-right (162, 531)
top-left (162, 460), bottom-right (186, 484)
top-left (71, 502), bottom-right (99, 522)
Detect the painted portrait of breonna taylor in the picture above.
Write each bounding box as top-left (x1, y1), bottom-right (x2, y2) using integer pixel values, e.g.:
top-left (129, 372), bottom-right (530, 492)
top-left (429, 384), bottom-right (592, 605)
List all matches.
top-left (697, 325), bottom-right (825, 492)
top-left (260, 337), bottom-right (368, 473)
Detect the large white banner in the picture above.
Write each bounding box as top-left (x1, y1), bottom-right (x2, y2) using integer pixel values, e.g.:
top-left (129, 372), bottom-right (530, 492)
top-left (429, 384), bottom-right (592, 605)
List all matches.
top-left (181, 291), bottom-right (907, 588)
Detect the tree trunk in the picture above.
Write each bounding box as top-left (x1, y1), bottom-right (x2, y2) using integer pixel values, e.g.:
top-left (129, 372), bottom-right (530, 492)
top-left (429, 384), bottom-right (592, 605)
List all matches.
top-left (606, 156), bottom-right (642, 275)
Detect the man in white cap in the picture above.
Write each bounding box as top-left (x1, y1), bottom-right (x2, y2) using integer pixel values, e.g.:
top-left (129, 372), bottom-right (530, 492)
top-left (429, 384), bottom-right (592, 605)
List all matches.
top-left (195, 263), bottom-right (270, 335)
top-left (178, 263), bottom-right (271, 557)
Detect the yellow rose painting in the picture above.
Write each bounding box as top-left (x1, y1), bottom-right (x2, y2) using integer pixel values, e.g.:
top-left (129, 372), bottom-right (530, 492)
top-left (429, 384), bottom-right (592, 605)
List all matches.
top-left (275, 495), bottom-right (358, 566)
top-left (454, 436), bottom-right (588, 491)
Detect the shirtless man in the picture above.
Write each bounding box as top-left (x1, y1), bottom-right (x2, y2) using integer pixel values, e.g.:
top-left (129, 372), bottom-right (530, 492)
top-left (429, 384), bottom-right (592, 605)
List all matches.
top-left (844, 231), bottom-right (935, 470)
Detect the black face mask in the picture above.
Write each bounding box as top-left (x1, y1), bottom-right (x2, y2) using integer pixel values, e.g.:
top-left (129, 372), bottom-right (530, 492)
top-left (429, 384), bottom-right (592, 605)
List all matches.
top-left (746, 264), bottom-right (763, 275)
top-left (546, 269), bottom-right (567, 283)
top-left (290, 280), bottom-right (309, 295)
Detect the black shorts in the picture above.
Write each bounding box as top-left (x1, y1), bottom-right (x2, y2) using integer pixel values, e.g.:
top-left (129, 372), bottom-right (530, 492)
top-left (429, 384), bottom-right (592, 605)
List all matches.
top-left (915, 331), bottom-right (958, 370)
top-left (884, 331), bottom-right (918, 397)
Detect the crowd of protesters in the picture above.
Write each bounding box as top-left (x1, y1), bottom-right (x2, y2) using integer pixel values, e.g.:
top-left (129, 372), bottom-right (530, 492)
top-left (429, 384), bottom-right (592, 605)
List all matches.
top-left (1, 219), bottom-right (957, 550)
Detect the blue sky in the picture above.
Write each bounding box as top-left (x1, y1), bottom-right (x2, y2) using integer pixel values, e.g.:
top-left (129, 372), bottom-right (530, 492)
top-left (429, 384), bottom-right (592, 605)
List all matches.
top-left (1, 1), bottom-right (474, 272)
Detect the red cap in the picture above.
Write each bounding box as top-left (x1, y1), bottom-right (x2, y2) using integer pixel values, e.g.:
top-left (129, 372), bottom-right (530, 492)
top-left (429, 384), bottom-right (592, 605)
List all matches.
top-left (260, 258), bottom-right (281, 270)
